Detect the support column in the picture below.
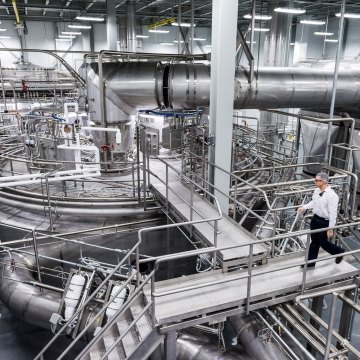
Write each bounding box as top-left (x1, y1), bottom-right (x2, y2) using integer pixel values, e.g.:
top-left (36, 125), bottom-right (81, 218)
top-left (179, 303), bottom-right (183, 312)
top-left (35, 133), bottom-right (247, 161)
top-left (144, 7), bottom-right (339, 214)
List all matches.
top-left (106, 0), bottom-right (117, 50)
top-left (209, 0), bottom-right (238, 212)
top-left (164, 331), bottom-right (177, 359)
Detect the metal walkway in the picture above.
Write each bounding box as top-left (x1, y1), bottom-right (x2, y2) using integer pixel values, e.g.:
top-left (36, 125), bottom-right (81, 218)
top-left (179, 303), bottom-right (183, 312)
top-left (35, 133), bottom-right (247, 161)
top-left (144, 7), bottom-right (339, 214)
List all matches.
top-left (144, 255), bottom-right (360, 330)
top-left (151, 180), bottom-right (268, 267)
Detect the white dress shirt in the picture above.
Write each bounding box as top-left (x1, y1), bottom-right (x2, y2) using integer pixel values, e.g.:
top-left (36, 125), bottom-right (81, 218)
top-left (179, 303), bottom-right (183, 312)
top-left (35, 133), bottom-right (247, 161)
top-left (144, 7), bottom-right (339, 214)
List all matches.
top-left (302, 186), bottom-right (339, 227)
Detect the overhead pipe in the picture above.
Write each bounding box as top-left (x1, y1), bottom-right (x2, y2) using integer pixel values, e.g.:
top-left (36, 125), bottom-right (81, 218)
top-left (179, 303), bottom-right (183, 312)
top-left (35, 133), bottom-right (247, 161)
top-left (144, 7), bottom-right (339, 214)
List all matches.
top-left (86, 62), bottom-right (360, 121)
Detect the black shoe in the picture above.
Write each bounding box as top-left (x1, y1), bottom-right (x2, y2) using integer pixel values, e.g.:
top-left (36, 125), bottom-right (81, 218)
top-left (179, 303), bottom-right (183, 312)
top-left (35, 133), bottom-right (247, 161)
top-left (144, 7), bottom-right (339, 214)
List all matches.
top-left (335, 250), bottom-right (345, 264)
top-left (301, 263), bottom-right (315, 269)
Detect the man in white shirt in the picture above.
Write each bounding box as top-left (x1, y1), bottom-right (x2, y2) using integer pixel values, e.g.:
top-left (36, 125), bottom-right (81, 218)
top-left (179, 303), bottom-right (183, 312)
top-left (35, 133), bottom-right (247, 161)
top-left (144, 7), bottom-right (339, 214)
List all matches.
top-left (297, 172), bottom-right (345, 267)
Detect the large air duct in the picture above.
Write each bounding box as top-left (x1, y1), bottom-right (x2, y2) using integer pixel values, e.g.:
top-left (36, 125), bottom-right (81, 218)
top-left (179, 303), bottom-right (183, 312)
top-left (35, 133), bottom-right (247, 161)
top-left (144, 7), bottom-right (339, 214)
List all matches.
top-left (85, 62), bottom-right (360, 124)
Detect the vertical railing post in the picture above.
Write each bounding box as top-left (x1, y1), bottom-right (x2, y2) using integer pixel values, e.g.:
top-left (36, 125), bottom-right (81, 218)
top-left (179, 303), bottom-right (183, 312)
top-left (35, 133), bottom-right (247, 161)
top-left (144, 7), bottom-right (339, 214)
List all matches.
top-left (32, 230), bottom-right (42, 285)
top-left (301, 233), bottom-right (311, 294)
top-left (324, 293), bottom-right (338, 359)
top-left (136, 246), bottom-right (140, 288)
top-left (246, 243), bottom-right (254, 315)
top-left (213, 219), bottom-right (218, 269)
top-left (45, 175), bottom-right (53, 231)
top-left (136, 125), bottom-right (141, 204)
top-left (150, 271), bottom-right (156, 327)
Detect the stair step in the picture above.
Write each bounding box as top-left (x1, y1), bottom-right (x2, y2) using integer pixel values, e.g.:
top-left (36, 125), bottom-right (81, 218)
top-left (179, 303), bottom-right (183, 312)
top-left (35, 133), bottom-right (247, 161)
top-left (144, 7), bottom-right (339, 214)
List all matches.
top-left (103, 331), bottom-right (126, 360)
top-left (130, 304), bottom-right (153, 340)
top-left (116, 319), bottom-right (139, 357)
top-left (88, 345), bottom-right (105, 360)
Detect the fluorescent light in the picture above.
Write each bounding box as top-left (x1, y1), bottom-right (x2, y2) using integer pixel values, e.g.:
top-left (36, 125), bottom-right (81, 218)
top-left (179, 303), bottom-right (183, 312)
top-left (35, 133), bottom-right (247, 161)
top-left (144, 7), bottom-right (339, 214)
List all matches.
top-left (336, 12), bottom-right (360, 19)
top-left (190, 37), bottom-right (206, 41)
top-left (325, 39), bottom-right (338, 43)
top-left (314, 31), bottom-right (334, 36)
top-left (62, 31), bottom-right (81, 35)
top-left (136, 35), bottom-right (149, 38)
top-left (172, 22), bottom-right (196, 27)
top-left (160, 42), bottom-right (174, 46)
top-left (243, 14), bottom-right (272, 20)
top-left (75, 15), bottom-right (104, 22)
top-left (274, 7), bottom-right (306, 14)
top-left (68, 24), bottom-right (92, 29)
top-left (246, 41), bottom-right (257, 44)
top-left (173, 40), bottom-right (184, 43)
top-left (149, 29), bottom-right (169, 33)
top-left (58, 35), bottom-right (76, 39)
top-left (300, 19), bottom-right (326, 25)
top-left (0, 36), bottom-right (10, 39)
top-left (290, 42), bottom-right (295, 45)
top-left (55, 38), bottom-right (72, 42)
top-left (0, 28), bottom-right (6, 32)
top-left (250, 27), bottom-right (270, 32)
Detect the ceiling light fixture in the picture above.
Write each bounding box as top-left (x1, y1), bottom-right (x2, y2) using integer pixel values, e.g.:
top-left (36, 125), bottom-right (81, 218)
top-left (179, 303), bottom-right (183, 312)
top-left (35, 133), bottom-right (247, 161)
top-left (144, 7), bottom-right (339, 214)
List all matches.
top-left (172, 22), bottom-right (196, 27)
top-left (62, 31), bottom-right (81, 35)
top-left (274, 7), bottom-right (306, 14)
top-left (0, 28), bottom-right (6, 32)
top-left (190, 37), bottom-right (206, 41)
top-left (58, 35), bottom-right (76, 39)
top-left (0, 35), bottom-right (10, 39)
top-left (314, 31), bottom-right (334, 36)
top-left (173, 40), bottom-right (184, 43)
top-left (336, 12), bottom-right (360, 19)
top-left (68, 24), bottom-right (92, 29)
top-left (300, 19), bottom-right (326, 25)
top-left (75, 15), bottom-right (104, 22)
top-left (160, 42), bottom-right (174, 46)
top-left (243, 14), bottom-right (272, 20)
top-left (246, 41), bottom-right (257, 44)
top-left (250, 27), bottom-right (270, 32)
top-left (149, 29), bottom-right (169, 33)
top-left (290, 42), bottom-right (295, 45)
top-left (325, 39), bottom-right (338, 42)
top-left (55, 38), bottom-right (72, 42)
top-left (136, 35), bottom-right (149, 39)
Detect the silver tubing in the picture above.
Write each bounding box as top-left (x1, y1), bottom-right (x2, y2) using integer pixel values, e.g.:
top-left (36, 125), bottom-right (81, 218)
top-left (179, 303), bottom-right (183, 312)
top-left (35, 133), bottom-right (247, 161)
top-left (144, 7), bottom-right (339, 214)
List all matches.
top-left (246, 243), bottom-right (253, 315)
top-left (265, 309), bottom-right (317, 360)
top-left (253, 311), bottom-right (302, 360)
top-left (32, 230), bottom-right (42, 284)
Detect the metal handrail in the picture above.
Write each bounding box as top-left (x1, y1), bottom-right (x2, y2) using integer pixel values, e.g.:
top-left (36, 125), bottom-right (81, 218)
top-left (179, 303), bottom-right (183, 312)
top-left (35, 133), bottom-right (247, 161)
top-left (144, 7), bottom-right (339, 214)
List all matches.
top-left (34, 241), bottom-right (140, 360)
top-left (140, 220), bottom-right (360, 317)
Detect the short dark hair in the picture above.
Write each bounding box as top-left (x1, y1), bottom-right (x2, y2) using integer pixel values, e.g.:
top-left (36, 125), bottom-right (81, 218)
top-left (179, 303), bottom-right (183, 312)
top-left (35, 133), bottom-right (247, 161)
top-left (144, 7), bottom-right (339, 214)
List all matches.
top-left (316, 172), bottom-right (329, 183)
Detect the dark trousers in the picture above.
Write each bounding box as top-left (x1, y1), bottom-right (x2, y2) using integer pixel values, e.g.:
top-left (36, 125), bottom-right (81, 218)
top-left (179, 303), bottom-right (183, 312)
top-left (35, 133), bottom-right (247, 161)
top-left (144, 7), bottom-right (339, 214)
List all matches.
top-left (308, 214), bottom-right (343, 262)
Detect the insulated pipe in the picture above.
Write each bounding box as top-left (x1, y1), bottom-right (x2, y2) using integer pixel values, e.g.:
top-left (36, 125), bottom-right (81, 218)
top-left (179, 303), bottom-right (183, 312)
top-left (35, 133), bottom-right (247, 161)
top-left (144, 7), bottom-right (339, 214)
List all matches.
top-left (87, 62), bottom-right (360, 114)
top-left (126, 0), bottom-right (137, 53)
top-left (0, 251), bottom-right (61, 329)
top-left (176, 329), bottom-right (252, 360)
top-left (229, 314), bottom-right (290, 360)
top-left (0, 195), bottom-right (159, 217)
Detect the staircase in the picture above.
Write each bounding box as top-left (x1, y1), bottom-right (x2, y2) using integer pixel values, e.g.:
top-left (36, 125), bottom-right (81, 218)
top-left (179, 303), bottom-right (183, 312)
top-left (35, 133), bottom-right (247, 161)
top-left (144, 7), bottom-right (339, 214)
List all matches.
top-left (79, 292), bottom-right (164, 360)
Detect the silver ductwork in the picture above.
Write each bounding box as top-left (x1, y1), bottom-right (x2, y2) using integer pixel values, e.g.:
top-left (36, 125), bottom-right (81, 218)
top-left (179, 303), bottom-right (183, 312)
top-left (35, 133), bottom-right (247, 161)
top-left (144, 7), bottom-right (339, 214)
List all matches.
top-left (229, 314), bottom-right (290, 360)
top-left (126, 0), bottom-right (137, 52)
top-left (0, 252), bottom-right (61, 329)
top-left (85, 62), bottom-right (360, 119)
top-left (177, 329), bottom-right (252, 360)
